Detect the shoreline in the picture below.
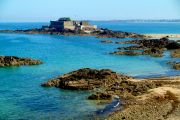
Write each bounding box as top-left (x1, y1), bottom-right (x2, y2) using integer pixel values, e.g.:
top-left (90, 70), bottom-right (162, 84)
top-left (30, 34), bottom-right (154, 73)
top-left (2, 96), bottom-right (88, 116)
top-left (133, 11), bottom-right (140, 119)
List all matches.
top-left (41, 67), bottom-right (180, 119)
top-left (144, 34), bottom-right (180, 38)
top-left (0, 28), bottom-right (180, 119)
top-left (0, 29), bottom-right (145, 39)
top-left (108, 75), bottom-right (180, 120)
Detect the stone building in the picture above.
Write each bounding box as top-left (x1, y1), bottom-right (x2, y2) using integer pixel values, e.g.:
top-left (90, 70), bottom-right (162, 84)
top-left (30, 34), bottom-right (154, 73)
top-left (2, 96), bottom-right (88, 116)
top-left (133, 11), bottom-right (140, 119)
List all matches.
top-left (49, 17), bottom-right (75, 31)
top-left (44, 17), bottom-right (97, 33)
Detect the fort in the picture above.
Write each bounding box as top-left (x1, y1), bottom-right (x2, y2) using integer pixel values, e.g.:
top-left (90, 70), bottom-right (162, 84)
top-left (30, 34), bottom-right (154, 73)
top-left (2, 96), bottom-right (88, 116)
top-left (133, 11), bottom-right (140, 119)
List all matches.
top-left (42, 17), bottom-right (97, 33)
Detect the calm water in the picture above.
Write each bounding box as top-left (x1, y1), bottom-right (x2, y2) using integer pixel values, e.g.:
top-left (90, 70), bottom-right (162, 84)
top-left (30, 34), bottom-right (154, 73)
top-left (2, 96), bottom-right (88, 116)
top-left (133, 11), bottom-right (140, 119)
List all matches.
top-left (0, 22), bottom-right (180, 120)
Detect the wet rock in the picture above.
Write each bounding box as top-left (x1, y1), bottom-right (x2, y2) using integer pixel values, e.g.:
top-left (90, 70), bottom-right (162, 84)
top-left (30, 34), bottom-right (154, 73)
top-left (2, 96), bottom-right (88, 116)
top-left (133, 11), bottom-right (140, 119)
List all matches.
top-left (114, 38), bottom-right (180, 57)
top-left (168, 62), bottom-right (180, 70)
top-left (108, 80), bottom-right (162, 96)
top-left (0, 56), bottom-right (42, 67)
top-left (166, 42), bottom-right (180, 50)
top-left (0, 28), bottom-right (145, 39)
top-left (143, 48), bottom-right (164, 57)
top-left (171, 49), bottom-right (180, 58)
top-left (41, 68), bottom-right (131, 90)
top-left (96, 29), bottom-right (145, 38)
top-left (88, 92), bottom-right (112, 100)
top-left (118, 45), bottom-right (144, 51)
top-left (173, 62), bottom-right (180, 70)
top-left (110, 51), bottom-right (142, 56)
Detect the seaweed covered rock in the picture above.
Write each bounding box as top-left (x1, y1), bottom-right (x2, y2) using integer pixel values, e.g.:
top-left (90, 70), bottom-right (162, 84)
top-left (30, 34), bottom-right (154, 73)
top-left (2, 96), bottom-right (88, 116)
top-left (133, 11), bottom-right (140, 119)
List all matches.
top-left (88, 92), bottom-right (112, 100)
top-left (110, 51), bottom-right (142, 56)
top-left (168, 62), bottom-right (180, 70)
top-left (0, 56), bottom-right (42, 67)
top-left (96, 29), bottom-right (144, 38)
top-left (143, 48), bottom-right (164, 57)
top-left (107, 80), bottom-right (162, 96)
top-left (113, 38), bottom-right (180, 58)
top-left (171, 49), bottom-right (180, 58)
top-left (173, 62), bottom-right (180, 70)
top-left (101, 40), bottom-right (113, 44)
top-left (41, 68), bottom-right (131, 90)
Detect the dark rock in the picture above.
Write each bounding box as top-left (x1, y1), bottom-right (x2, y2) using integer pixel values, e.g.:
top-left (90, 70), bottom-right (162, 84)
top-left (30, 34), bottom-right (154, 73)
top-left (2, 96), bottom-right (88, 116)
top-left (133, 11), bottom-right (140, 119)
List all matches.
top-left (97, 29), bottom-right (144, 38)
top-left (88, 92), bottom-right (112, 100)
top-left (166, 42), bottom-right (180, 50)
top-left (0, 56), bottom-right (42, 67)
top-left (143, 48), bottom-right (164, 57)
top-left (173, 62), bottom-right (180, 70)
top-left (108, 80), bottom-right (162, 96)
top-left (168, 62), bottom-right (180, 70)
top-left (41, 68), bottom-right (131, 90)
top-left (118, 45), bottom-right (144, 50)
top-left (110, 51), bottom-right (142, 56)
top-left (113, 38), bottom-right (180, 57)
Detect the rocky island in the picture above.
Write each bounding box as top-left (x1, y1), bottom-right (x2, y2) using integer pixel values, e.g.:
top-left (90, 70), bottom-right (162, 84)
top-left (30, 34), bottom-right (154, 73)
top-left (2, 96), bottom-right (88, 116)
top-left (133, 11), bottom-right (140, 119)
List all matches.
top-left (0, 56), bottom-right (42, 67)
top-left (0, 17), bottom-right (145, 39)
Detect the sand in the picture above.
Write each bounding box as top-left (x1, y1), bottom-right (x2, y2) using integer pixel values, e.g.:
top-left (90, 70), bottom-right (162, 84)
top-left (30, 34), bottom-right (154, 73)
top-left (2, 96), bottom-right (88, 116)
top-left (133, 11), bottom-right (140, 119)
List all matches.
top-left (108, 76), bottom-right (180, 120)
top-left (144, 34), bottom-right (180, 38)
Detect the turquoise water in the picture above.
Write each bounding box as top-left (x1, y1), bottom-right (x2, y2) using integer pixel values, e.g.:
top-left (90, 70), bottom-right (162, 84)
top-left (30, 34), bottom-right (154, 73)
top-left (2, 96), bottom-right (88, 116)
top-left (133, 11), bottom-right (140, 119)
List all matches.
top-left (1, 22), bottom-right (180, 34)
top-left (0, 22), bottom-right (180, 120)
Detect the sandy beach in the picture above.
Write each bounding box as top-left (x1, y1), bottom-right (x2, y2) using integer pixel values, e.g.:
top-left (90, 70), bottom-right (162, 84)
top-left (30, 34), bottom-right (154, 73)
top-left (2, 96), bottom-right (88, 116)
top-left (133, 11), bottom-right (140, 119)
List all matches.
top-left (144, 34), bottom-right (180, 38)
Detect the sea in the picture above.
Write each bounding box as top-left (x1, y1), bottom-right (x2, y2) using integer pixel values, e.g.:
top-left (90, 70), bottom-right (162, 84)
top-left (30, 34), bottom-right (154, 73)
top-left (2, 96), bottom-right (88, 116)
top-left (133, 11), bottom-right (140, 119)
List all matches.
top-left (0, 22), bottom-right (180, 120)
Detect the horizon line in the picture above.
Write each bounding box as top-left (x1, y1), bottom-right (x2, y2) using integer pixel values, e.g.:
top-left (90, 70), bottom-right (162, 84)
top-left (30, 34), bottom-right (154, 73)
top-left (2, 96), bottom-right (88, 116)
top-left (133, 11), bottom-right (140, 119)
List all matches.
top-left (1, 19), bottom-right (180, 23)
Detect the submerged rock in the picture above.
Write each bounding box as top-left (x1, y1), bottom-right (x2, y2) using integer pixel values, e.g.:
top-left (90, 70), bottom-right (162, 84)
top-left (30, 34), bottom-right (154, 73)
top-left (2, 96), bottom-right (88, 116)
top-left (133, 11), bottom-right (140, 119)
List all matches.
top-left (173, 62), bottom-right (180, 70)
top-left (168, 62), bottom-right (180, 70)
top-left (0, 56), bottom-right (42, 67)
top-left (88, 92), bottom-right (112, 100)
top-left (41, 68), bottom-right (131, 90)
top-left (171, 49), bottom-right (180, 58)
top-left (101, 40), bottom-right (113, 44)
top-left (110, 51), bottom-right (142, 56)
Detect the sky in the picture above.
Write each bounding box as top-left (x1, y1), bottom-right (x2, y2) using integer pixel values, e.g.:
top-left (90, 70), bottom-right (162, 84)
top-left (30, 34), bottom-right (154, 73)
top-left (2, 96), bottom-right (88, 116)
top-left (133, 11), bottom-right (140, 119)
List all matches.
top-left (0, 0), bottom-right (180, 22)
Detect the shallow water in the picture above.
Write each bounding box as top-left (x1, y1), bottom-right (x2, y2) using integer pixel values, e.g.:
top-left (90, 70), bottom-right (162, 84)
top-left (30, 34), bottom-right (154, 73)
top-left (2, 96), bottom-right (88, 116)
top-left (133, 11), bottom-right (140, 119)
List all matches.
top-left (0, 22), bottom-right (180, 119)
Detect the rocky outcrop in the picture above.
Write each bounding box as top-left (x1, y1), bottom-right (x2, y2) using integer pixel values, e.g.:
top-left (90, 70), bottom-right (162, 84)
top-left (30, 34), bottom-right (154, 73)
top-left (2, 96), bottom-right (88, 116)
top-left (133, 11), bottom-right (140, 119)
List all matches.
top-left (96, 29), bottom-right (145, 38)
top-left (41, 68), bottom-right (131, 90)
top-left (111, 48), bottom-right (164, 57)
top-left (112, 38), bottom-right (180, 57)
top-left (0, 56), bottom-right (42, 67)
top-left (142, 48), bottom-right (164, 57)
top-left (107, 80), bottom-right (162, 97)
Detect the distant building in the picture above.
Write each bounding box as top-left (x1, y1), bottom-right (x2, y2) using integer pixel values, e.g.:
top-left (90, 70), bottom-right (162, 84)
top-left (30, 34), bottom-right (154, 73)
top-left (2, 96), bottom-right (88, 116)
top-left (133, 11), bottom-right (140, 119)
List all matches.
top-left (43, 17), bottom-right (97, 33)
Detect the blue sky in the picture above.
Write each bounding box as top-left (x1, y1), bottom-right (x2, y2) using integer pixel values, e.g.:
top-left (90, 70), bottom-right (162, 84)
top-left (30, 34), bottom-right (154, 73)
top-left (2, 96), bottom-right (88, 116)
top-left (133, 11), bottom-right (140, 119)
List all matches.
top-left (0, 0), bottom-right (180, 22)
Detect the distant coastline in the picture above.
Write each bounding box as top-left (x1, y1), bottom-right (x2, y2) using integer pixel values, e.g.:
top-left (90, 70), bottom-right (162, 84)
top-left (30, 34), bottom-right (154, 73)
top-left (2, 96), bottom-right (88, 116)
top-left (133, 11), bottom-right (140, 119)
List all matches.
top-left (1, 19), bottom-right (180, 23)
top-left (89, 19), bottom-right (180, 23)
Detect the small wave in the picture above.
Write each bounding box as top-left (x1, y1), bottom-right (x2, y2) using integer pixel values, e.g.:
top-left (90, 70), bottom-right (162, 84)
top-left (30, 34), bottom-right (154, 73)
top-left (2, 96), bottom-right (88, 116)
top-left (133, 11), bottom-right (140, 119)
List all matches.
top-left (96, 97), bottom-right (121, 115)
